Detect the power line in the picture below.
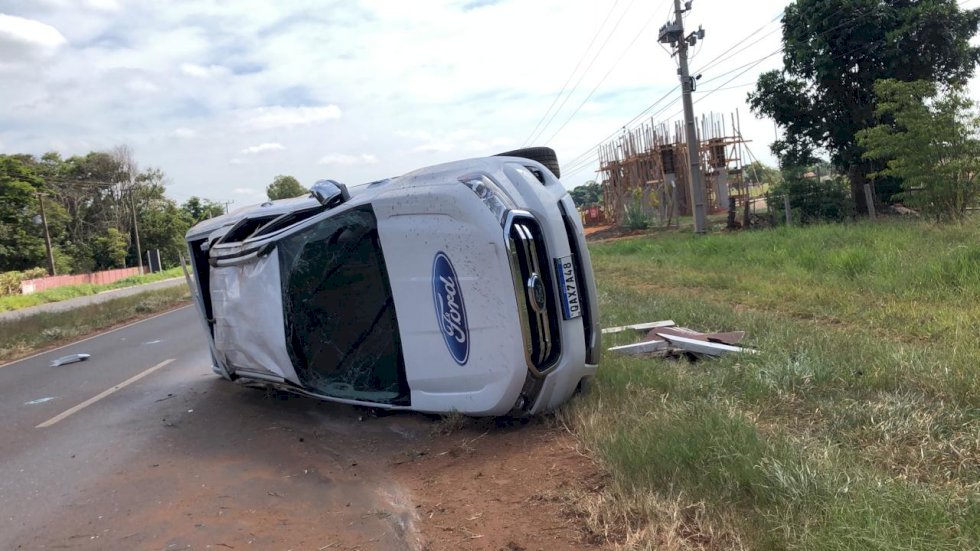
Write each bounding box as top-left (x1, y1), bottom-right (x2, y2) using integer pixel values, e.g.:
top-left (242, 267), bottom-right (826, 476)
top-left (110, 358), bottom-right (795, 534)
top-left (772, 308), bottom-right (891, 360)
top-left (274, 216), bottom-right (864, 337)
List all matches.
top-left (519, 0), bottom-right (625, 147)
top-left (561, 6), bottom-right (873, 183)
top-left (562, 85), bottom-right (679, 171)
top-left (524, 0), bottom-right (642, 146)
top-left (542, 10), bottom-right (661, 146)
top-left (691, 11), bottom-right (783, 75)
top-left (525, 0), bottom-right (664, 145)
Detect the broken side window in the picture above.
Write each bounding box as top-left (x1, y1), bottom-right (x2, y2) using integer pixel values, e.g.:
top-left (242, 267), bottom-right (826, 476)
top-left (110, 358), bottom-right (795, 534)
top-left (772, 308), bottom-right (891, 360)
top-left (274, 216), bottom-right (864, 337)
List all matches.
top-left (276, 206), bottom-right (409, 405)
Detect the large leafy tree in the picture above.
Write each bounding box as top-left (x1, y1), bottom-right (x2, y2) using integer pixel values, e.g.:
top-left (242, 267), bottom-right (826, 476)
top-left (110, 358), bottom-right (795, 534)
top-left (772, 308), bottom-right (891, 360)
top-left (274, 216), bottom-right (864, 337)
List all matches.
top-left (569, 180), bottom-right (602, 207)
top-left (181, 196), bottom-right (226, 223)
top-left (749, 0), bottom-right (980, 214)
top-left (266, 175), bottom-right (307, 200)
top-left (0, 155), bottom-right (47, 271)
top-left (857, 79), bottom-right (980, 220)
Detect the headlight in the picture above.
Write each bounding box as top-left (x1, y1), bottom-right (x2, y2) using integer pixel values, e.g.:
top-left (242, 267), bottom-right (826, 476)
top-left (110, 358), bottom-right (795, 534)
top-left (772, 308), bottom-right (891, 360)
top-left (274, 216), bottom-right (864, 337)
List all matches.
top-left (460, 175), bottom-right (515, 226)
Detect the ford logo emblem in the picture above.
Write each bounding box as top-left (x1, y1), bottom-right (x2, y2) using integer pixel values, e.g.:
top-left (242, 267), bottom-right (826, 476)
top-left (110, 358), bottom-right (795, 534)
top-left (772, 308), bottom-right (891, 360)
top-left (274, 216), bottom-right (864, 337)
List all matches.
top-left (432, 252), bottom-right (469, 365)
top-left (527, 273), bottom-right (547, 314)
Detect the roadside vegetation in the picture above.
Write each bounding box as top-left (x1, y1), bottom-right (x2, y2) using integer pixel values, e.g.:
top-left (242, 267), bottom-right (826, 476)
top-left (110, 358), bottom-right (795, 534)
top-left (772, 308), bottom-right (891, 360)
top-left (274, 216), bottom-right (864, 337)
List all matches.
top-left (564, 218), bottom-right (980, 549)
top-left (0, 285), bottom-right (190, 363)
top-left (0, 267), bottom-right (185, 312)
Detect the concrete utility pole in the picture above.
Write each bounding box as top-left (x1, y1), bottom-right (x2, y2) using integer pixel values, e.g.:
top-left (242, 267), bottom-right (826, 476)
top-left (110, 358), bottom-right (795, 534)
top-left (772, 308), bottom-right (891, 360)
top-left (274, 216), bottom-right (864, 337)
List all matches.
top-left (659, 0), bottom-right (707, 234)
top-left (36, 193), bottom-right (57, 276)
top-left (130, 192), bottom-right (144, 275)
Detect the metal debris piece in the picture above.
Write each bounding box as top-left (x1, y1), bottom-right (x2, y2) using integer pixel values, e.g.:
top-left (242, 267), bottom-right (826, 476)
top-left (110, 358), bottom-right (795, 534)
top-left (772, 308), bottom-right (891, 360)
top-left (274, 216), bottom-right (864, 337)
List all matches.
top-left (602, 320), bottom-right (675, 335)
top-left (654, 334), bottom-right (755, 357)
top-left (607, 339), bottom-right (669, 356)
top-left (50, 353), bottom-right (91, 367)
top-left (651, 326), bottom-right (745, 346)
top-left (608, 324), bottom-right (756, 358)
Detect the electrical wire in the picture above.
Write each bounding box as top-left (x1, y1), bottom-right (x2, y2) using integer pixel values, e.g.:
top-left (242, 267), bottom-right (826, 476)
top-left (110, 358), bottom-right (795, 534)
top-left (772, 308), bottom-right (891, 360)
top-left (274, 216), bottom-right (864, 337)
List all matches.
top-left (561, 6), bottom-right (875, 181)
top-left (520, 0), bottom-right (624, 147)
top-left (524, 0), bottom-right (642, 146)
top-left (542, 10), bottom-right (661, 146)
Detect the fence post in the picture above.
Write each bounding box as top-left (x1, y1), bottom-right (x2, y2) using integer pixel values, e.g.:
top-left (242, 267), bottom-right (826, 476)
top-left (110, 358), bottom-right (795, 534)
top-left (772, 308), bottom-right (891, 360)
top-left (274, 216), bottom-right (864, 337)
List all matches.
top-left (863, 184), bottom-right (877, 221)
top-left (784, 195), bottom-right (792, 225)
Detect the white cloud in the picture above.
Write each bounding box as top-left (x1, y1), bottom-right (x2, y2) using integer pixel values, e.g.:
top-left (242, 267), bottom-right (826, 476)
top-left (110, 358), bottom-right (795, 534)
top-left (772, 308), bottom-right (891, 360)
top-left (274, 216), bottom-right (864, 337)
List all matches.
top-left (0, 14), bottom-right (67, 58)
top-left (233, 187), bottom-right (263, 197)
top-left (172, 127), bottom-right (197, 139)
top-left (317, 153), bottom-right (379, 165)
top-left (125, 77), bottom-right (159, 94)
top-left (241, 142), bottom-right (285, 155)
top-left (180, 62), bottom-right (227, 79)
top-left (240, 105), bottom-right (342, 130)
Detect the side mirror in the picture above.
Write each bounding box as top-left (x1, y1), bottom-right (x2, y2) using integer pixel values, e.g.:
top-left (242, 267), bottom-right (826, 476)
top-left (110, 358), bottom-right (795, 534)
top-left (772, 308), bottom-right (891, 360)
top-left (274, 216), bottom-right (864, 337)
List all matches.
top-left (310, 179), bottom-right (350, 208)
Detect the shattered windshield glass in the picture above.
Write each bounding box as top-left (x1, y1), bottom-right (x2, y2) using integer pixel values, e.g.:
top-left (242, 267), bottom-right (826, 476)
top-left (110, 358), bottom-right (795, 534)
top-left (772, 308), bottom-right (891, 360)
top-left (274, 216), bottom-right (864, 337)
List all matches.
top-left (277, 206), bottom-right (408, 405)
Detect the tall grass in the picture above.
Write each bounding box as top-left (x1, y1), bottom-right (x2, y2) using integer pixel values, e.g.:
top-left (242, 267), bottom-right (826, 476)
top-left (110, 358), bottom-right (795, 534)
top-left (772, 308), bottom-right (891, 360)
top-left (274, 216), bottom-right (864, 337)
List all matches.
top-left (564, 217), bottom-right (980, 549)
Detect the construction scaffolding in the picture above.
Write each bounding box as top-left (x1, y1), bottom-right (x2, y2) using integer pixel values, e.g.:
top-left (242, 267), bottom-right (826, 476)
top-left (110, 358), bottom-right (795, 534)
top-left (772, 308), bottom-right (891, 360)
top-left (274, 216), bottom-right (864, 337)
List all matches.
top-left (598, 111), bottom-right (752, 227)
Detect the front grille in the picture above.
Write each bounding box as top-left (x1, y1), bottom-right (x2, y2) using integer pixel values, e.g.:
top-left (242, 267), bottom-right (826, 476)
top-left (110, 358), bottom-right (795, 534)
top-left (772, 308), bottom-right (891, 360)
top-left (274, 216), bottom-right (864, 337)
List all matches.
top-left (507, 216), bottom-right (561, 373)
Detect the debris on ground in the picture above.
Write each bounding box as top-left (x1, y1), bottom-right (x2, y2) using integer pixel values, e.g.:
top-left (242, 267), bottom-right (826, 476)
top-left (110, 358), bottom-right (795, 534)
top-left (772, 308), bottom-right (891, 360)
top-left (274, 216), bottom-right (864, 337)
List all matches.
top-left (606, 321), bottom-right (755, 358)
top-left (50, 353), bottom-right (91, 366)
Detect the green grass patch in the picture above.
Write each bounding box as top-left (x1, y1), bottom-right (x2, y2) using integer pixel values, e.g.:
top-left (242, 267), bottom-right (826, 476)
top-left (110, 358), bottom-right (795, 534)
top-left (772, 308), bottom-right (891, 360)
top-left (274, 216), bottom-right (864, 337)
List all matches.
top-left (0, 285), bottom-right (190, 363)
top-left (565, 217), bottom-right (980, 549)
top-left (0, 267), bottom-right (185, 312)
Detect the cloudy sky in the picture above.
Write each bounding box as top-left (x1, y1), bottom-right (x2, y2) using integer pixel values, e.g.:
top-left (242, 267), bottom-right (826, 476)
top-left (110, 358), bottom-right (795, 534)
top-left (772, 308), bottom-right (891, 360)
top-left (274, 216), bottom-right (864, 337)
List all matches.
top-left (0, 0), bottom-right (975, 206)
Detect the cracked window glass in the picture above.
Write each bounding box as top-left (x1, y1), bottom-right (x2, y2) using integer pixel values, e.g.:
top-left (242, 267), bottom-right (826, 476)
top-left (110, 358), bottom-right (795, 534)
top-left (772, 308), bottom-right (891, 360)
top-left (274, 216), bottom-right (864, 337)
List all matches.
top-left (277, 206), bottom-right (408, 405)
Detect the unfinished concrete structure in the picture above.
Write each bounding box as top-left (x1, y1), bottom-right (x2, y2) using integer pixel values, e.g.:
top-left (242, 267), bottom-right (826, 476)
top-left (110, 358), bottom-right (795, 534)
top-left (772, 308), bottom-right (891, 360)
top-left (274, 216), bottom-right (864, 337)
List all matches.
top-left (598, 112), bottom-right (750, 227)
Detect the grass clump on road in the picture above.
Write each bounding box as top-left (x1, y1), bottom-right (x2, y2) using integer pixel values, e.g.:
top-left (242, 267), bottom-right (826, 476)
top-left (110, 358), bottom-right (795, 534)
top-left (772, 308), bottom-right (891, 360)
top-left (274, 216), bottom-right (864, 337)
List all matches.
top-left (564, 218), bottom-right (980, 549)
top-left (0, 267), bottom-right (185, 312)
top-left (0, 285), bottom-right (190, 363)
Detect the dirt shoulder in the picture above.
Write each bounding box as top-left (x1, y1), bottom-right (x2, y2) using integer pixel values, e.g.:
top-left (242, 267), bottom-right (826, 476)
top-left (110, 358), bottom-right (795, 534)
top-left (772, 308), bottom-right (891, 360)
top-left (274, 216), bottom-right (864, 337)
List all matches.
top-left (391, 417), bottom-right (609, 551)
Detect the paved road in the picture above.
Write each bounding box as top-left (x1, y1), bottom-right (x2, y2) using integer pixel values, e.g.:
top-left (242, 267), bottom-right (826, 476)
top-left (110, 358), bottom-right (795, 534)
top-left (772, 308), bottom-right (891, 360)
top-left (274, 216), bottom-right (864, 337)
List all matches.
top-left (0, 306), bottom-right (428, 550)
top-left (0, 278), bottom-right (188, 323)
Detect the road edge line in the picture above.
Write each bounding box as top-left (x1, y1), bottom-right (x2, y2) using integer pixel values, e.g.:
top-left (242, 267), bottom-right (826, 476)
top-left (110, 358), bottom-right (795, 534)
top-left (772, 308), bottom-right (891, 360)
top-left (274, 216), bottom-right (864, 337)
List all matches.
top-left (36, 358), bottom-right (175, 428)
top-left (0, 305), bottom-right (190, 370)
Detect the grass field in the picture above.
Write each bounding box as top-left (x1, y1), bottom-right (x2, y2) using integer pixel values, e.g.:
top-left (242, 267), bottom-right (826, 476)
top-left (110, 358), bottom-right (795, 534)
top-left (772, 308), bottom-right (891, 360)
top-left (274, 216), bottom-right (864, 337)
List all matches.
top-left (564, 218), bottom-right (980, 549)
top-left (0, 285), bottom-right (190, 363)
top-left (0, 267), bottom-right (185, 312)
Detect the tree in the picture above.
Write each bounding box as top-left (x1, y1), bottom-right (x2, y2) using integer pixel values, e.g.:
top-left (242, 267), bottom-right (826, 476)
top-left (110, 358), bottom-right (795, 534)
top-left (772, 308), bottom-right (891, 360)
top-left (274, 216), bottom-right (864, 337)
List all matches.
top-left (749, 0), bottom-right (980, 214)
top-left (266, 175), bottom-right (307, 200)
top-left (181, 197), bottom-right (226, 223)
top-left (743, 161), bottom-right (782, 186)
top-left (857, 79), bottom-right (980, 220)
top-left (89, 228), bottom-right (129, 270)
top-left (569, 180), bottom-right (603, 207)
top-left (0, 155), bottom-right (47, 271)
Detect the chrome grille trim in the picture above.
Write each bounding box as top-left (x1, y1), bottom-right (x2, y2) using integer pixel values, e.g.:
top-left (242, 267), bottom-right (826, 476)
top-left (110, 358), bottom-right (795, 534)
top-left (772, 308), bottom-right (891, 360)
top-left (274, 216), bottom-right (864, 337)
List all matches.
top-left (504, 211), bottom-right (561, 375)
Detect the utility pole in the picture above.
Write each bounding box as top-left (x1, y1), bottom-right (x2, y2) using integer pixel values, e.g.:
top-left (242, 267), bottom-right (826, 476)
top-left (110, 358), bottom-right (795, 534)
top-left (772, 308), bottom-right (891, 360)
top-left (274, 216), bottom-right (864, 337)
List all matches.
top-left (659, 0), bottom-right (707, 234)
top-left (224, 200), bottom-right (234, 214)
top-left (36, 193), bottom-right (57, 276)
top-left (130, 191), bottom-right (144, 275)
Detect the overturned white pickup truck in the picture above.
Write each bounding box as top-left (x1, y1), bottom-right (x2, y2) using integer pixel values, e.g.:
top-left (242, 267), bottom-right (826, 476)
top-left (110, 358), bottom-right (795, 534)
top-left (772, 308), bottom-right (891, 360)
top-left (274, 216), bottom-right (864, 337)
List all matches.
top-left (184, 148), bottom-right (599, 416)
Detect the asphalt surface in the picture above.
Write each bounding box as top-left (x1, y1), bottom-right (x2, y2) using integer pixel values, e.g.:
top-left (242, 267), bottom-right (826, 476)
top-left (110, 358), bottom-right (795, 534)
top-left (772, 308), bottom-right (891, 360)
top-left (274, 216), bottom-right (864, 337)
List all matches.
top-left (0, 306), bottom-right (429, 550)
top-left (0, 278), bottom-right (187, 323)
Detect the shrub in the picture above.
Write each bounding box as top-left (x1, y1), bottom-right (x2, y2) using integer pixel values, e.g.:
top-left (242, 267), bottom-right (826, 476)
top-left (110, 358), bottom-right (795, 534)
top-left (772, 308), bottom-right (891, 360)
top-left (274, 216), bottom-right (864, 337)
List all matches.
top-left (767, 169), bottom-right (853, 225)
top-left (0, 267), bottom-right (49, 297)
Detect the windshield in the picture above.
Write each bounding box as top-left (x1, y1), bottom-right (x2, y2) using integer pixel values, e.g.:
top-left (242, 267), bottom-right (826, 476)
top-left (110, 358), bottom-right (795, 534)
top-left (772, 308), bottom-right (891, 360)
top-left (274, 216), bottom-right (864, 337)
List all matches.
top-left (276, 205), bottom-right (408, 405)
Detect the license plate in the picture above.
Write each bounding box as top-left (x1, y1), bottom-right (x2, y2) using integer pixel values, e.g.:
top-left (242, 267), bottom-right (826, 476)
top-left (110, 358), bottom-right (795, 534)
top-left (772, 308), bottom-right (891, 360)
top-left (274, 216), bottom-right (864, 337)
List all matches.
top-left (554, 255), bottom-right (581, 320)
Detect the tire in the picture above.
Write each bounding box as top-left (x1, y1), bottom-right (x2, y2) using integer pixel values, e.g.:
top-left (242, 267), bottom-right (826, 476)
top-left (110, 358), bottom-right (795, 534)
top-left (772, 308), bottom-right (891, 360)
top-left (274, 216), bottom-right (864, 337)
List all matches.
top-left (494, 147), bottom-right (561, 179)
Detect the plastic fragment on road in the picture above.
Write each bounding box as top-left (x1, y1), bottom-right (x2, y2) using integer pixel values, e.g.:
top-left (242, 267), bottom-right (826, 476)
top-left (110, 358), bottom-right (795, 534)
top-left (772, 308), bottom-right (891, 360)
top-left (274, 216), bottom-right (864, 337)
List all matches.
top-left (25, 397), bottom-right (56, 405)
top-left (50, 353), bottom-right (91, 366)
top-left (601, 320), bottom-right (675, 334)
